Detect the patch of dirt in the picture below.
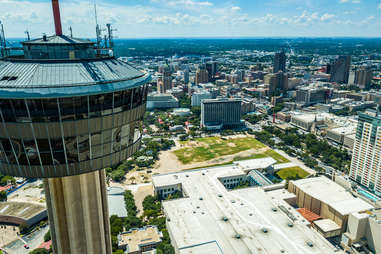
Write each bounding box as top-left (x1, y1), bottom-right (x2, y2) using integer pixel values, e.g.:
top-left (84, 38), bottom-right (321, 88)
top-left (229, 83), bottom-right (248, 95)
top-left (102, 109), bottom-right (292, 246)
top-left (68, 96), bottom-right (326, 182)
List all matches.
top-left (134, 184), bottom-right (154, 216)
top-left (227, 142), bottom-right (236, 147)
top-left (153, 146), bottom-right (270, 174)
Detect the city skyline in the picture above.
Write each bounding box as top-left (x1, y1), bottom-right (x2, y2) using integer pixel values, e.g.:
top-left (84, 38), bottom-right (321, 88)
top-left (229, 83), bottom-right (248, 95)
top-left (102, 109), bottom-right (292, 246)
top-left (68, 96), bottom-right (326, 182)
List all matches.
top-left (2, 0), bottom-right (381, 38)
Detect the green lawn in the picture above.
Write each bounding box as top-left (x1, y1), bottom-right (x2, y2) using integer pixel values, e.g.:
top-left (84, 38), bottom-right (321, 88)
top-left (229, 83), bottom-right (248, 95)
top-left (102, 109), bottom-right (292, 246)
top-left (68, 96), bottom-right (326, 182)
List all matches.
top-left (276, 166), bottom-right (309, 180)
top-left (174, 136), bottom-right (265, 164)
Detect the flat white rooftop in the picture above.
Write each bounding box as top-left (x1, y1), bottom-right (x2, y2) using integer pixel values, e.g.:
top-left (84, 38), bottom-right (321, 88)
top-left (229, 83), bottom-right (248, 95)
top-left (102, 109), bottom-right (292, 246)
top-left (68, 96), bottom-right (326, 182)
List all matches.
top-left (314, 219), bottom-right (341, 233)
top-left (290, 177), bottom-right (374, 216)
top-left (233, 157), bottom-right (276, 172)
top-left (153, 163), bottom-right (341, 254)
top-left (329, 126), bottom-right (356, 136)
top-left (291, 113), bottom-right (324, 123)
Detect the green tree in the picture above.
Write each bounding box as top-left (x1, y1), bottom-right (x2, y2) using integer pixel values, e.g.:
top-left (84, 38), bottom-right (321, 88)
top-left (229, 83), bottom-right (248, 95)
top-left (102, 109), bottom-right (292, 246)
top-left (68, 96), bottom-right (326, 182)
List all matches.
top-left (44, 230), bottom-right (51, 242)
top-left (19, 222), bottom-right (31, 235)
top-left (129, 176), bottom-right (136, 184)
top-left (112, 250), bottom-right (124, 254)
top-left (143, 195), bottom-right (161, 211)
top-left (191, 106), bottom-right (201, 117)
top-left (157, 243), bottom-right (175, 254)
top-left (179, 134), bottom-right (189, 141)
top-left (0, 175), bottom-right (15, 186)
top-left (0, 191), bottom-right (7, 202)
top-left (110, 215), bottom-right (124, 236)
top-left (124, 215), bottom-right (143, 230)
top-left (111, 169), bottom-right (125, 182)
top-left (124, 190), bottom-right (138, 217)
top-left (29, 249), bottom-right (49, 254)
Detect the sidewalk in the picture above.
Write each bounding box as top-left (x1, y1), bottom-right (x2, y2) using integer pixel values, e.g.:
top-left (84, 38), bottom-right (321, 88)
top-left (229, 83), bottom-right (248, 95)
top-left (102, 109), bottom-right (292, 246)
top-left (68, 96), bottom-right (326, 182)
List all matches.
top-left (274, 149), bottom-right (316, 175)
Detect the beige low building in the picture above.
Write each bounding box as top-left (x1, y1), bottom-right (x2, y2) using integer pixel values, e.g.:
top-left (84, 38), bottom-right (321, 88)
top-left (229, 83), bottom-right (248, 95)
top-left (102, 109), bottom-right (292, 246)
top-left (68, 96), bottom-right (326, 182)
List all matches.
top-left (313, 219), bottom-right (342, 238)
top-left (118, 226), bottom-right (162, 254)
top-left (0, 201), bottom-right (47, 226)
top-left (341, 210), bottom-right (381, 254)
top-left (326, 126), bottom-right (356, 150)
top-left (288, 177), bottom-right (374, 232)
top-left (290, 113), bottom-right (325, 132)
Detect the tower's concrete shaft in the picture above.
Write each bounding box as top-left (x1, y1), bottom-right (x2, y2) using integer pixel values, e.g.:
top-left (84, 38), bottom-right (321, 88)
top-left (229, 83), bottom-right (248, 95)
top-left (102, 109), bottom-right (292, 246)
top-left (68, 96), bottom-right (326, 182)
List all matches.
top-left (44, 170), bottom-right (112, 254)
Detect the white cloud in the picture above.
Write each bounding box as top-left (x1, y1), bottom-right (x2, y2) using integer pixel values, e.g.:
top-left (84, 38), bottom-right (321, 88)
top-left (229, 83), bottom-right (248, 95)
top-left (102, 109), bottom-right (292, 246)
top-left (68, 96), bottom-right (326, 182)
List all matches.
top-left (320, 13), bottom-right (336, 21)
top-left (378, 3), bottom-right (381, 8)
top-left (361, 15), bottom-right (375, 24)
top-left (340, 0), bottom-right (361, 3)
top-left (165, 0), bottom-right (213, 8)
top-left (231, 6), bottom-right (241, 12)
top-left (1, 0), bottom-right (380, 38)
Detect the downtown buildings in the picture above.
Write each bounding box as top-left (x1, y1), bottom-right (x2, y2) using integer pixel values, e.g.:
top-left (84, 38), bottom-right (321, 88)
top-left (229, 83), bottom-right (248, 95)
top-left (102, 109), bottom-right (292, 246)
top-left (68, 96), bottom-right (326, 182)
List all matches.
top-left (329, 56), bottom-right (351, 84)
top-left (157, 65), bottom-right (173, 93)
top-left (273, 51), bottom-right (286, 73)
top-left (195, 65), bottom-right (209, 84)
top-left (152, 160), bottom-right (341, 254)
top-left (265, 71), bottom-right (288, 95)
top-left (354, 67), bottom-right (373, 89)
top-left (350, 110), bottom-right (381, 196)
top-left (296, 87), bottom-right (327, 106)
top-left (201, 98), bottom-right (242, 129)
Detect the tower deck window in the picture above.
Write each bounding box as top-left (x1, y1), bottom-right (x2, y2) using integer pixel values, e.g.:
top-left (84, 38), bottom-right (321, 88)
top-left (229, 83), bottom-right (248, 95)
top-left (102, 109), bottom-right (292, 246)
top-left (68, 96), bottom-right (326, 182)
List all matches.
top-left (0, 76), bottom-right (18, 81)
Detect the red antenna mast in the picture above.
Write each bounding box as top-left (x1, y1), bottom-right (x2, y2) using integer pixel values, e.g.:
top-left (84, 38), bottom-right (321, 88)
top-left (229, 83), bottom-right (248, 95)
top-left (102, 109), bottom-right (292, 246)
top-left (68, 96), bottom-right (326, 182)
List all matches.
top-left (52, 0), bottom-right (63, 36)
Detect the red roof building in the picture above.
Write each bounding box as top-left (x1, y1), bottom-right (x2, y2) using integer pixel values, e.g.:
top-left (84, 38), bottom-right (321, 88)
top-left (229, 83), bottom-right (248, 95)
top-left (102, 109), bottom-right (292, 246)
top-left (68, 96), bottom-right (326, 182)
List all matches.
top-left (0, 185), bottom-right (12, 192)
top-left (38, 240), bottom-right (52, 250)
top-left (297, 208), bottom-right (322, 223)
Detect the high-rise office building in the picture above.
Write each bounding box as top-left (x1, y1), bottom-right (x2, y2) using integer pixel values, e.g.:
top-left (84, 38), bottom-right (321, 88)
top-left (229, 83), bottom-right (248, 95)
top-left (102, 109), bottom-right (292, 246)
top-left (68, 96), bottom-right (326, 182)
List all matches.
top-left (195, 65), bottom-right (209, 84)
top-left (231, 69), bottom-right (244, 83)
top-left (354, 67), bottom-right (373, 89)
top-left (0, 1), bottom-right (150, 253)
top-left (273, 52), bottom-right (286, 73)
top-left (157, 65), bottom-right (172, 93)
top-left (296, 87), bottom-right (326, 106)
top-left (183, 68), bottom-right (189, 84)
top-left (205, 61), bottom-right (217, 81)
top-left (201, 98), bottom-right (242, 129)
top-left (330, 56), bottom-right (351, 84)
top-left (264, 72), bottom-right (288, 95)
top-left (191, 91), bottom-right (212, 107)
top-left (350, 110), bottom-right (381, 195)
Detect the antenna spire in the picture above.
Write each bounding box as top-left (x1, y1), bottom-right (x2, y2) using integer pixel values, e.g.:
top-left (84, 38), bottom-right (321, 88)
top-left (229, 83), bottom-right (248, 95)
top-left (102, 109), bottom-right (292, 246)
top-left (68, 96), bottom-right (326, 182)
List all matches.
top-left (51, 0), bottom-right (63, 36)
top-left (106, 23), bottom-right (116, 49)
top-left (94, 1), bottom-right (102, 48)
top-left (25, 30), bottom-right (30, 41)
top-left (0, 21), bottom-right (7, 58)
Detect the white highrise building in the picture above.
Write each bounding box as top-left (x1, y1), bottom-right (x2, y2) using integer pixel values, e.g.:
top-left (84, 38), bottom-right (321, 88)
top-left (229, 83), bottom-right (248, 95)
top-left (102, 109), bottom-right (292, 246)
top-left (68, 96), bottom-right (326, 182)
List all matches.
top-left (350, 110), bottom-right (381, 196)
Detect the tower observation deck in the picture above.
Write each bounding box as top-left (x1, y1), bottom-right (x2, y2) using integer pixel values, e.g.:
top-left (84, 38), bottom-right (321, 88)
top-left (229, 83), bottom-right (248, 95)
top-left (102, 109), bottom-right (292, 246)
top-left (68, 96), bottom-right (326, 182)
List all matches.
top-left (0, 1), bottom-right (150, 253)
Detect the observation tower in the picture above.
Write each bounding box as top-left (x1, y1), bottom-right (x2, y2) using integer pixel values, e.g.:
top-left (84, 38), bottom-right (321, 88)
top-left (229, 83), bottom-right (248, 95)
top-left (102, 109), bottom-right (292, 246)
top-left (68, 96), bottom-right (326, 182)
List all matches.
top-left (0, 1), bottom-right (150, 253)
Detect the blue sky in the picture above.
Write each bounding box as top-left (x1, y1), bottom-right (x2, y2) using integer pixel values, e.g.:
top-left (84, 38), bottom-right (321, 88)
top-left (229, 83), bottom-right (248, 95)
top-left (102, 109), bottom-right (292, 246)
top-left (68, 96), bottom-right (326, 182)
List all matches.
top-left (1, 0), bottom-right (381, 38)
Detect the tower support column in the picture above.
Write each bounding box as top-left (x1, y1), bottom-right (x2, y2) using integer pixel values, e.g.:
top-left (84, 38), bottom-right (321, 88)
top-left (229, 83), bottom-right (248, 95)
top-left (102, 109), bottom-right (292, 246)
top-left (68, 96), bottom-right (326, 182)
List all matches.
top-left (44, 170), bottom-right (112, 254)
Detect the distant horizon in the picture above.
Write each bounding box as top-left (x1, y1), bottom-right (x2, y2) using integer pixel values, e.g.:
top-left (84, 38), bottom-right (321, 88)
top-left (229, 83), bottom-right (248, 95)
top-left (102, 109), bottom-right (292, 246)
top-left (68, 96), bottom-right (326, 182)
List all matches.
top-left (2, 0), bottom-right (381, 38)
top-left (7, 36), bottom-right (381, 40)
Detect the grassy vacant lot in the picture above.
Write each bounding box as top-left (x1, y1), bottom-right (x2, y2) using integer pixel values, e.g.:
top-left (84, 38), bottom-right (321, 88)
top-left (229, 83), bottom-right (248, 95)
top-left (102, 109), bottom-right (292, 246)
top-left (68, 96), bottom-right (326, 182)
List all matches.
top-left (233, 150), bottom-right (290, 164)
top-left (276, 166), bottom-right (309, 180)
top-left (174, 136), bottom-right (265, 164)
